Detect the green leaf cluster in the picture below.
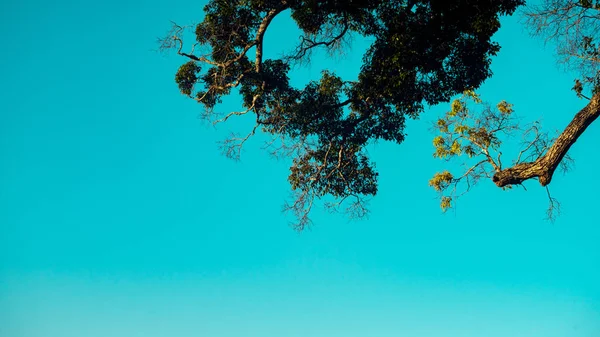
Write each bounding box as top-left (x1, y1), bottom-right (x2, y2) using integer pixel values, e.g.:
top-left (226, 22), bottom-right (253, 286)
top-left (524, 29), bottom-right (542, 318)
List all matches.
top-left (175, 61), bottom-right (201, 96)
top-left (429, 91), bottom-right (519, 212)
top-left (171, 0), bottom-right (524, 225)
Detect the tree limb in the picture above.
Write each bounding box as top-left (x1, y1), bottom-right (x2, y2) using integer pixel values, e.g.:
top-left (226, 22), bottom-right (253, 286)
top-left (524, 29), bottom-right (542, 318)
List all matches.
top-left (493, 92), bottom-right (600, 187)
top-left (255, 4), bottom-right (288, 72)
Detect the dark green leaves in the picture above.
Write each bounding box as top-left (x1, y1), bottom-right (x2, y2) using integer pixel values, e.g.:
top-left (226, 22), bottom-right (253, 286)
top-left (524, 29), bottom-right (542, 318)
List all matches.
top-left (169, 0), bottom-right (524, 227)
top-left (175, 61), bottom-right (201, 96)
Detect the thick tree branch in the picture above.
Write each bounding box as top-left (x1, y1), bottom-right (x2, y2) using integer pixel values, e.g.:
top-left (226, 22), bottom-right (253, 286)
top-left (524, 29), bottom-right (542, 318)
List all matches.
top-left (255, 4), bottom-right (288, 72)
top-left (493, 92), bottom-right (600, 187)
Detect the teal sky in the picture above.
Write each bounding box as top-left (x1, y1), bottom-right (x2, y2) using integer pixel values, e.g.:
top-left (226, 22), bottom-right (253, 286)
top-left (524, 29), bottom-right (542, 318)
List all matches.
top-left (1, 0), bottom-right (599, 336)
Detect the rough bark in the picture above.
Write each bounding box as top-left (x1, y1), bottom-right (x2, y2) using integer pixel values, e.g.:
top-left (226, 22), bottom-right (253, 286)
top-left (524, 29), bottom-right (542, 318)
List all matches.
top-left (493, 92), bottom-right (600, 187)
top-left (255, 5), bottom-right (288, 72)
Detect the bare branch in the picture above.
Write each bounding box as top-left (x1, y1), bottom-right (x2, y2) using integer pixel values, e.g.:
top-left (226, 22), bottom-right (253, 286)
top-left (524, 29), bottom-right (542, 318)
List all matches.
top-left (286, 20), bottom-right (351, 65)
top-left (523, 0), bottom-right (600, 89)
top-left (213, 94), bottom-right (259, 124)
top-left (545, 186), bottom-right (561, 222)
top-left (219, 124), bottom-right (259, 161)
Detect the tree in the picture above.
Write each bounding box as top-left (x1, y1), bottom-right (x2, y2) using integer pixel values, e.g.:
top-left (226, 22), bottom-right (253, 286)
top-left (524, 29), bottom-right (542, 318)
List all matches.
top-left (493, 0), bottom-right (600, 189)
top-left (429, 0), bottom-right (600, 219)
top-left (160, 0), bottom-right (597, 228)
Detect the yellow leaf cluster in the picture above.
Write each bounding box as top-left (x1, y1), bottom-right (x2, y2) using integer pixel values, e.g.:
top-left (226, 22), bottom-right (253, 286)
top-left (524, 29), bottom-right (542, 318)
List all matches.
top-left (429, 171), bottom-right (454, 192)
top-left (463, 90), bottom-right (482, 103)
top-left (440, 196), bottom-right (452, 212)
top-left (449, 99), bottom-right (464, 116)
top-left (436, 119), bottom-right (449, 132)
top-left (496, 100), bottom-right (513, 114)
top-left (433, 136), bottom-right (445, 147)
top-left (454, 124), bottom-right (470, 134)
top-left (450, 140), bottom-right (461, 155)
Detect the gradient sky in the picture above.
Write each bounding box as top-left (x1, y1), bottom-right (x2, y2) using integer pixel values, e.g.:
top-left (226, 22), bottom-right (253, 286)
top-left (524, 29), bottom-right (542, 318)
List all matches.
top-left (1, 0), bottom-right (599, 336)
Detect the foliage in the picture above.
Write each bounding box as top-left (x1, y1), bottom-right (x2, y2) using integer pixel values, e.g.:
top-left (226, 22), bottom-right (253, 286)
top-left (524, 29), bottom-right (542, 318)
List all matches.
top-left (429, 91), bottom-right (573, 220)
top-left (524, 0), bottom-right (600, 96)
top-left (162, 0), bottom-right (524, 229)
top-left (427, 0), bottom-right (600, 221)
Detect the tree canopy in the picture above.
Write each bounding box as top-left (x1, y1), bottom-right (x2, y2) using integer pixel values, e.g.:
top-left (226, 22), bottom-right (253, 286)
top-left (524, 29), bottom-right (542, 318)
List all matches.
top-left (161, 0), bottom-right (599, 228)
top-left (429, 0), bottom-right (600, 219)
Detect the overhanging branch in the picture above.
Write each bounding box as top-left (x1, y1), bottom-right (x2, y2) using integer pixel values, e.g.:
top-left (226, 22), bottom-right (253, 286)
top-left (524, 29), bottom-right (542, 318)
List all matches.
top-left (493, 92), bottom-right (600, 187)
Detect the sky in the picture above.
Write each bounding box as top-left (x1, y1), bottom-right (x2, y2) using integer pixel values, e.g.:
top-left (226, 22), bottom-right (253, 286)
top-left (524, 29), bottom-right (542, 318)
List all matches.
top-left (1, 0), bottom-right (599, 336)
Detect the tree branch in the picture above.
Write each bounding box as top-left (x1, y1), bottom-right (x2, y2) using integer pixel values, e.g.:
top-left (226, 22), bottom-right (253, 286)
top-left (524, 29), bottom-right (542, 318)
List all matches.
top-left (255, 4), bottom-right (288, 72)
top-left (493, 92), bottom-right (600, 187)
